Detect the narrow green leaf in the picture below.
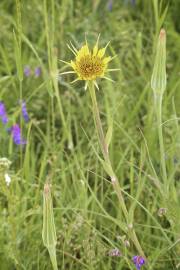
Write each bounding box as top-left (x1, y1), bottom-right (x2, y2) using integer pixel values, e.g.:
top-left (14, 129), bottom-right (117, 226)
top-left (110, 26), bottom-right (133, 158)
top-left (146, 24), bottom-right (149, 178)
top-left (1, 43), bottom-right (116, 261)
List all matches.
top-left (13, 30), bottom-right (23, 81)
top-left (105, 123), bottom-right (113, 149)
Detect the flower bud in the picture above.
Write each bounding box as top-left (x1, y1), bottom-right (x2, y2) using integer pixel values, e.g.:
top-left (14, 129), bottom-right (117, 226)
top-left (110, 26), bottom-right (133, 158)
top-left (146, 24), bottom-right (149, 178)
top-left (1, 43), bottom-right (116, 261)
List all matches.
top-left (158, 207), bottom-right (167, 217)
top-left (42, 183), bottom-right (58, 270)
top-left (151, 29), bottom-right (166, 95)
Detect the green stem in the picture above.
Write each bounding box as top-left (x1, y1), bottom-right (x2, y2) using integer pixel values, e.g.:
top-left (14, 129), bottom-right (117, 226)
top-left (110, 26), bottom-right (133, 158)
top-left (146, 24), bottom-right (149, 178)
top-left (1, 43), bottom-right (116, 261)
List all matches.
top-left (88, 81), bottom-right (145, 258)
top-left (43, 0), bottom-right (72, 148)
top-left (20, 78), bottom-right (23, 168)
top-left (89, 82), bottom-right (108, 161)
top-left (48, 246), bottom-right (58, 270)
top-left (155, 94), bottom-right (168, 191)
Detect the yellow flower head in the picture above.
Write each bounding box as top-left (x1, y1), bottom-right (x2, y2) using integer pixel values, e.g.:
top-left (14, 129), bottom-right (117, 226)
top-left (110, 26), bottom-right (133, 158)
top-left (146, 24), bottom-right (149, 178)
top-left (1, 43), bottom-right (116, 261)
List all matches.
top-left (70, 40), bottom-right (111, 81)
top-left (61, 36), bottom-right (118, 88)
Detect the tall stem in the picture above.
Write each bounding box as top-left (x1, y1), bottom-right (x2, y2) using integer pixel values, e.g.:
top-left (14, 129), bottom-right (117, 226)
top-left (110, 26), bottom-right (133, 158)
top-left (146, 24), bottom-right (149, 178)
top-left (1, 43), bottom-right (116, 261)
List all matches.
top-left (89, 82), bottom-right (108, 162)
top-left (48, 247), bottom-right (58, 270)
top-left (43, 0), bottom-right (72, 148)
top-left (155, 94), bottom-right (168, 191)
top-left (88, 82), bottom-right (145, 257)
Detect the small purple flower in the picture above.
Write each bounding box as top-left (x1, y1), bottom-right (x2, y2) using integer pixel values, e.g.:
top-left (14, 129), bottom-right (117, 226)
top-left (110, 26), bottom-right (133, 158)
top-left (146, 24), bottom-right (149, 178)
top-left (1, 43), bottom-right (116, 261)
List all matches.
top-left (24, 66), bottom-right (31, 77)
top-left (0, 101), bottom-right (8, 124)
top-left (21, 101), bottom-right (29, 122)
top-left (11, 124), bottom-right (26, 145)
top-left (34, 67), bottom-right (41, 77)
top-left (133, 256), bottom-right (145, 270)
top-left (107, 0), bottom-right (113, 11)
top-left (124, 0), bottom-right (136, 5)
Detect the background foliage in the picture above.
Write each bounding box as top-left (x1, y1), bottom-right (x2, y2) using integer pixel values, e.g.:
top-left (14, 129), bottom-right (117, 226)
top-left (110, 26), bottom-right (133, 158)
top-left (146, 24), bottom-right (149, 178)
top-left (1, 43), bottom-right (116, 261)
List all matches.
top-left (0, 0), bottom-right (180, 269)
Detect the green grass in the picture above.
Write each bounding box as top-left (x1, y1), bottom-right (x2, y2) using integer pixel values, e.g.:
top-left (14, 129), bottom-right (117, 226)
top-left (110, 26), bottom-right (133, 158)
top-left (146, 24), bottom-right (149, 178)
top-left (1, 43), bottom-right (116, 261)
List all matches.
top-left (0, 0), bottom-right (180, 269)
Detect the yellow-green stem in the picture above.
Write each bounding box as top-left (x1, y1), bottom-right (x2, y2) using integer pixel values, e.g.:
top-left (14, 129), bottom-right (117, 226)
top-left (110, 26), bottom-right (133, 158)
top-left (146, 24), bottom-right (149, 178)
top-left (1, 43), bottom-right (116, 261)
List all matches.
top-left (88, 81), bottom-right (145, 257)
top-left (48, 247), bottom-right (58, 270)
top-left (155, 94), bottom-right (168, 192)
top-left (89, 82), bottom-right (108, 161)
top-left (43, 0), bottom-right (72, 148)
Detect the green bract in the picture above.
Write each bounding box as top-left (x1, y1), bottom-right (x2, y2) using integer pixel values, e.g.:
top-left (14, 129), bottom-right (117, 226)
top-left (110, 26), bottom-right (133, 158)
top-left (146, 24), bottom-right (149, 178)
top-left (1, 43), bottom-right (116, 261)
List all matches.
top-left (151, 29), bottom-right (166, 95)
top-left (42, 183), bottom-right (58, 270)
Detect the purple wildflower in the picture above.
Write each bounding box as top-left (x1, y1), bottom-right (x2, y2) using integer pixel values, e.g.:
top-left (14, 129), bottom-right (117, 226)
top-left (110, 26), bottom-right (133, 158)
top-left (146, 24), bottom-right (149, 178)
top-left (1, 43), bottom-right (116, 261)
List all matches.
top-left (11, 124), bottom-right (26, 145)
top-left (124, 0), bottom-right (136, 5)
top-left (0, 102), bottom-right (8, 124)
top-left (34, 67), bottom-right (41, 77)
top-left (24, 66), bottom-right (31, 77)
top-left (107, 0), bottom-right (113, 11)
top-left (132, 256), bottom-right (145, 270)
top-left (21, 101), bottom-right (29, 122)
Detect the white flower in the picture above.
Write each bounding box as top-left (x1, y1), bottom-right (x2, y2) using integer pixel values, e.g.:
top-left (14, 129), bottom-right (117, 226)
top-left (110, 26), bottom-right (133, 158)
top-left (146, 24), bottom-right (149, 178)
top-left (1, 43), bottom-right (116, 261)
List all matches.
top-left (0, 157), bottom-right (11, 171)
top-left (4, 173), bottom-right (11, 186)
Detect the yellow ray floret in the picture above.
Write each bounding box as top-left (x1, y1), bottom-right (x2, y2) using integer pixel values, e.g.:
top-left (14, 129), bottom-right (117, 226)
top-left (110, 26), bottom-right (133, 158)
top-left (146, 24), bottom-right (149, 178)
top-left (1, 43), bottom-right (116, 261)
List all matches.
top-left (68, 39), bottom-right (112, 81)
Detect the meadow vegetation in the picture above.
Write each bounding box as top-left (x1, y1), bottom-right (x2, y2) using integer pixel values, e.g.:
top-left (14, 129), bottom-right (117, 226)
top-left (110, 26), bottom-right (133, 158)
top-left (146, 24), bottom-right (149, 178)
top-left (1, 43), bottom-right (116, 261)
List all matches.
top-left (0, 0), bottom-right (180, 269)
